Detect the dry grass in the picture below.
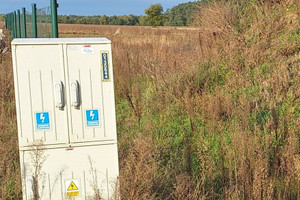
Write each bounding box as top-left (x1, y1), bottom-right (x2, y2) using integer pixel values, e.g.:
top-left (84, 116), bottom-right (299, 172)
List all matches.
top-left (0, 29), bottom-right (22, 199)
top-left (0, 0), bottom-right (299, 199)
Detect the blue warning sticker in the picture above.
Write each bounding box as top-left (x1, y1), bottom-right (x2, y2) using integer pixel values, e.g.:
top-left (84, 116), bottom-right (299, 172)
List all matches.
top-left (86, 109), bottom-right (100, 127)
top-left (35, 112), bottom-right (50, 130)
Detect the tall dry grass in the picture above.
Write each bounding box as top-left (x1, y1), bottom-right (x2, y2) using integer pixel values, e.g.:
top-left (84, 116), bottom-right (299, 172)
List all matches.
top-left (0, 0), bottom-right (299, 199)
top-left (0, 30), bottom-right (22, 199)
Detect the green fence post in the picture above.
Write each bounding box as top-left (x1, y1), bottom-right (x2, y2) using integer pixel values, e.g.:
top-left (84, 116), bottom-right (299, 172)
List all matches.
top-left (50, 0), bottom-right (58, 38)
top-left (21, 8), bottom-right (27, 38)
top-left (17, 10), bottom-right (21, 38)
top-left (9, 13), bottom-right (11, 31)
top-left (13, 11), bottom-right (17, 39)
top-left (12, 12), bottom-right (14, 33)
top-left (6, 14), bottom-right (8, 30)
top-left (7, 14), bottom-right (10, 31)
top-left (9, 13), bottom-right (12, 32)
top-left (7, 14), bottom-right (9, 30)
top-left (32, 3), bottom-right (37, 38)
top-left (9, 13), bottom-right (11, 30)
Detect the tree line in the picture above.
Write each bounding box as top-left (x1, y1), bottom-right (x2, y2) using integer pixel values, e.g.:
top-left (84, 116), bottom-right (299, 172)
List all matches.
top-left (1, 1), bottom-right (202, 26)
top-left (58, 1), bottom-right (201, 26)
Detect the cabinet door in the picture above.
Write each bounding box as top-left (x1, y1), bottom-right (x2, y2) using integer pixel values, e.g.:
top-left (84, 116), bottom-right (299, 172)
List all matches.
top-left (14, 45), bottom-right (69, 146)
top-left (66, 44), bottom-right (117, 143)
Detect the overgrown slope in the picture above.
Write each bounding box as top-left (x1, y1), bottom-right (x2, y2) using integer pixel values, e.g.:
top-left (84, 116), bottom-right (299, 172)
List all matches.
top-left (0, 0), bottom-right (299, 199)
top-left (116, 0), bottom-right (300, 199)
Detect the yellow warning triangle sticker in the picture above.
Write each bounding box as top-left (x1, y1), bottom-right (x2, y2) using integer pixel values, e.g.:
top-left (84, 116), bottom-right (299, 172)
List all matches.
top-left (67, 181), bottom-right (79, 191)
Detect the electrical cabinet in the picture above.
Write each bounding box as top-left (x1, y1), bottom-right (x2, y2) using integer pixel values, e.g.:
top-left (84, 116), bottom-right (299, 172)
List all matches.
top-left (12, 38), bottom-right (119, 200)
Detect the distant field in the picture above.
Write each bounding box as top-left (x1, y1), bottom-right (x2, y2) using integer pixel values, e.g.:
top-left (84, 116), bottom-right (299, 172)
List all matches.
top-left (58, 23), bottom-right (201, 38)
top-left (57, 23), bottom-right (203, 85)
top-left (58, 23), bottom-right (201, 35)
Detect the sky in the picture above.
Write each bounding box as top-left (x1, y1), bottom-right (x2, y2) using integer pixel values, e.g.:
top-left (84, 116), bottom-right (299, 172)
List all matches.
top-left (0, 0), bottom-right (195, 16)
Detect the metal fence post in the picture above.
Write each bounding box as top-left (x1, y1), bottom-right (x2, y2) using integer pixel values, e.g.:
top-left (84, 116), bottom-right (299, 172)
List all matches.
top-left (8, 13), bottom-right (12, 32)
top-left (6, 14), bottom-right (8, 30)
top-left (6, 14), bottom-right (8, 29)
top-left (50, 0), bottom-right (58, 38)
top-left (7, 14), bottom-right (9, 30)
top-left (32, 3), bottom-right (37, 38)
top-left (17, 10), bottom-right (21, 38)
top-left (13, 11), bottom-right (17, 39)
top-left (10, 14), bottom-right (12, 30)
top-left (9, 13), bottom-right (13, 33)
top-left (6, 13), bottom-right (11, 30)
top-left (21, 8), bottom-right (27, 38)
top-left (12, 12), bottom-right (14, 33)
top-left (5, 14), bottom-right (7, 28)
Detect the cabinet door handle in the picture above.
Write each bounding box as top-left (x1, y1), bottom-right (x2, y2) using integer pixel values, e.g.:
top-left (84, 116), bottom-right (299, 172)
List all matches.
top-left (54, 81), bottom-right (64, 110)
top-left (71, 80), bottom-right (80, 108)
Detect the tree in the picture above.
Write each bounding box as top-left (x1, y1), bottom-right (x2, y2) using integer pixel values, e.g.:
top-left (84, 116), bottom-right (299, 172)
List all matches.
top-left (98, 15), bottom-right (108, 25)
top-left (144, 3), bottom-right (166, 26)
top-left (165, 2), bottom-right (200, 26)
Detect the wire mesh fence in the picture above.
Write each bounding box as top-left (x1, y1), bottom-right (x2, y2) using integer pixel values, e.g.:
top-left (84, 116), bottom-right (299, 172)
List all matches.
top-left (36, 6), bottom-right (51, 37)
top-left (5, 0), bottom-right (58, 38)
top-left (26, 11), bottom-right (33, 37)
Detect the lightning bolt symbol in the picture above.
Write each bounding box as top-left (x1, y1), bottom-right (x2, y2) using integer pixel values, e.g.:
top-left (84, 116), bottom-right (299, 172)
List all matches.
top-left (40, 113), bottom-right (45, 123)
top-left (90, 111), bottom-right (94, 120)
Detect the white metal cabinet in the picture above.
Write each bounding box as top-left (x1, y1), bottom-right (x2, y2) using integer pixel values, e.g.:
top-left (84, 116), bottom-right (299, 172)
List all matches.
top-left (20, 144), bottom-right (119, 200)
top-left (12, 38), bottom-right (119, 200)
top-left (66, 44), bottom-right (116, 143)
top-left (13, 44), bottom-right (69, 146)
